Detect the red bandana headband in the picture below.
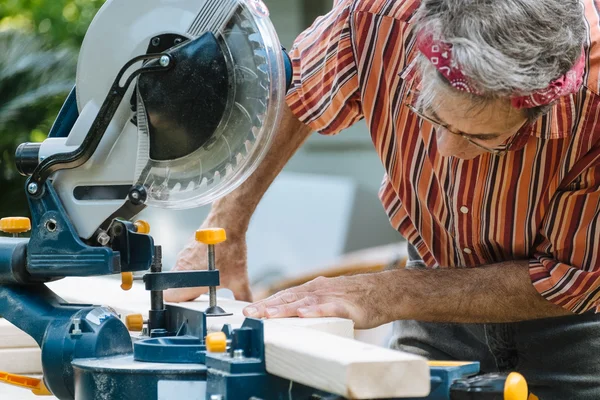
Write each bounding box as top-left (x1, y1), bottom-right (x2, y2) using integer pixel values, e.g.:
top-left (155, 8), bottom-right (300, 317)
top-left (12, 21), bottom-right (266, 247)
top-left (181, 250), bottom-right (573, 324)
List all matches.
top-left (416, 32), bottom-right (586, 109)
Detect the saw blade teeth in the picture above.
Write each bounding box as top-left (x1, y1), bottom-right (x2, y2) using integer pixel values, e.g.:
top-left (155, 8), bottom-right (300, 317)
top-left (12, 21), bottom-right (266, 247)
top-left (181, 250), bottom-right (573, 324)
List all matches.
top-left (171, 182), bottom-right (182, 193)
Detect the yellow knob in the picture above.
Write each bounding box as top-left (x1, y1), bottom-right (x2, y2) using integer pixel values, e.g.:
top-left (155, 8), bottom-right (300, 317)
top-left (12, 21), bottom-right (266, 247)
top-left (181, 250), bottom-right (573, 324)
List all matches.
top-left (134, 220), bottom-right (151, 234)
top-left (206, 332), bottom-right (227, 353)
top-left (505, 372), bottom-right (528, 400)
top-left (120, 272), bottom-right (133, 291)
top-left (0, 217), bottom-right (31, 234)
top-left (125, 314), bottom-right (144, 332)
top-left (195, 228), bottom-right (227, 245)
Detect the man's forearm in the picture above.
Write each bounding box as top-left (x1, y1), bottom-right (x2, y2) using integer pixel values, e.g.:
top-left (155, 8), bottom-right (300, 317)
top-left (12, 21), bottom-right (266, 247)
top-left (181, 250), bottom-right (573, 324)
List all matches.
top-left (384, 261), bottom-right (573, 323)
top-left (208, 105), bottom-right (312, 233)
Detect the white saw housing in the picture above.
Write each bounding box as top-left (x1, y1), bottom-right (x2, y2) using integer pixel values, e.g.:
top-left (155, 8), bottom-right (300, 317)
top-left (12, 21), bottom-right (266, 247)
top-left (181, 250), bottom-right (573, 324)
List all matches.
top-left (36, 0), bottom-right (286, 239)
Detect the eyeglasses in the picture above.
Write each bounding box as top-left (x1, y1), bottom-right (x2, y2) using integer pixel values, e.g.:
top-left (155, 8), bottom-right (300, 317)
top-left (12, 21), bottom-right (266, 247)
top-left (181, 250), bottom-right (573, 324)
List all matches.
top-left (405, 102), bottom-right (519, 156)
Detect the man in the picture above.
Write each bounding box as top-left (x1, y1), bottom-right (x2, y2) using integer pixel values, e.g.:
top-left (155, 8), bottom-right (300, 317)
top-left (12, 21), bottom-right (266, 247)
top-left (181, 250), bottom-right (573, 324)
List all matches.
top-left (166, 0), bottom-right (600, 398)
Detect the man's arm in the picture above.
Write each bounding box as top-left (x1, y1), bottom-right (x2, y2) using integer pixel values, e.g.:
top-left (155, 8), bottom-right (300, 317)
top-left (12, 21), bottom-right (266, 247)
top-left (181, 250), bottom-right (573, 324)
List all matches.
top-left (165, 106), bottom-right (312, 302)
top-left (244, 260), bottom-right (572, 329)
top-left (167, 0), bottom-right (364, 303)
top-left (388, 261), bottom-right (572, 323)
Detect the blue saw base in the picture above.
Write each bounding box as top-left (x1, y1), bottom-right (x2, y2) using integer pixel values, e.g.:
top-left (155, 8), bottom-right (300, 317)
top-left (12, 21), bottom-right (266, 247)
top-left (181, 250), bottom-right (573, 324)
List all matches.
top-left (72, 356), bottom-right (208, 400)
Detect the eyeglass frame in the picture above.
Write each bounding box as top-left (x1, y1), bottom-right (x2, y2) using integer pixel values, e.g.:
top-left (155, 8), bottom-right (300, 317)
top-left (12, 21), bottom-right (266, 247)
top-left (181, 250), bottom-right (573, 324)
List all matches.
top-left (405, 102), bottom-right (521, 156)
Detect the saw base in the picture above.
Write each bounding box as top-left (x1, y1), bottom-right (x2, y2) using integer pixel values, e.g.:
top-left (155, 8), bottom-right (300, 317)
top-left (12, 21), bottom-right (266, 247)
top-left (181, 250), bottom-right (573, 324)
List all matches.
top-left (72, 356), bottom-right (207, 400)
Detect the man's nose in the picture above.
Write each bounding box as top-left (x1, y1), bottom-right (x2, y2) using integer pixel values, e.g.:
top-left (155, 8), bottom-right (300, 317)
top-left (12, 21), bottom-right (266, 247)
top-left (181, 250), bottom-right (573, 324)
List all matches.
top-left (436, 127), bottom-right (464, 157)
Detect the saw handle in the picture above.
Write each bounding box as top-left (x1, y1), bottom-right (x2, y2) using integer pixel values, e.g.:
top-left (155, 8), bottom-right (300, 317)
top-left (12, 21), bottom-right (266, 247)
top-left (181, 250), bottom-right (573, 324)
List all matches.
top-left (26, 52), bottom-right (173, 196)
top-left (0, 371), bottom-right (52, 396)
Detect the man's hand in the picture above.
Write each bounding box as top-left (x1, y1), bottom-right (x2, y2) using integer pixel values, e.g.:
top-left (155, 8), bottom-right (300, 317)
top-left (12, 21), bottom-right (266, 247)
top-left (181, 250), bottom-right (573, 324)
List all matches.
top-left (164, 220), bottom-right (252, 303)
top-left (242, 262), bottom-right (574, 327)
top-left (242, 274), bottom-right (391, 329)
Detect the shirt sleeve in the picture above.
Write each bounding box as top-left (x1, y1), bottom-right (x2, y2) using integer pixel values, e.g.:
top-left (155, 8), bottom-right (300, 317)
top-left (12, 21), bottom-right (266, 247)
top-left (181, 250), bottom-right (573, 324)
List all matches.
top-left (285, 0), bottom-right (363, 135)
top-left (530, 148), bottom-right (600, 314)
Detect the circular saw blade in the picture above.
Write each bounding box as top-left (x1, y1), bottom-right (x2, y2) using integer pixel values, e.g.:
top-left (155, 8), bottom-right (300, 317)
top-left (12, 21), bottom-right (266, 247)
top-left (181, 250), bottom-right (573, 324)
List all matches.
top-left (77, 0), bottom-right (286, 210)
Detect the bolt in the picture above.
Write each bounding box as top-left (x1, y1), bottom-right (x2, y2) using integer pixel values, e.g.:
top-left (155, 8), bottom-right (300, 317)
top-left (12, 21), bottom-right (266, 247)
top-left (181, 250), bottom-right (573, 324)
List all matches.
top-left (151, 37), bottom-right (160, 47)
top-left (131, 191), bottom-right (140, 200)
top-left (97, 232), bottom-right (110, 246)
top-left (207, 245), bottom-right (217, 308)
top-left (174, 38), bottom-right (183, 45)
top-left (45, 219), bottom-right (57, 232)
top-left (71, 318), bottom-right (82, 335)
top-left (27, 182), bottom-right (38, 194)
top-left (233, 349), bottom-right (244, 359)
top-left (159, 55), bottom-right (170, 67)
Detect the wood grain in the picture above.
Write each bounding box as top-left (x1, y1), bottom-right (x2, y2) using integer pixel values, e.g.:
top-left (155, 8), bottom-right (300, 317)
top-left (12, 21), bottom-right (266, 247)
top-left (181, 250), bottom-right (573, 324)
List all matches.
top-left (264, 323), bottom-right (429, 399)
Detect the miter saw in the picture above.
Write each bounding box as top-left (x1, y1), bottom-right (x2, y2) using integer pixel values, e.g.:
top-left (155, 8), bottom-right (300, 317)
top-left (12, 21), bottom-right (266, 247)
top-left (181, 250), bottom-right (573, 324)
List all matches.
top-left (0, 0), bottom-right (533, 399)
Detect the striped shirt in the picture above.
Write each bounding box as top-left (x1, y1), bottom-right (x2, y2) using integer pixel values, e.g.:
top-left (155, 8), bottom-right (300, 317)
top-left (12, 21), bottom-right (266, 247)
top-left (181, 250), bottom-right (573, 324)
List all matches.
top-left (286, 0), bottom-right (600, 314)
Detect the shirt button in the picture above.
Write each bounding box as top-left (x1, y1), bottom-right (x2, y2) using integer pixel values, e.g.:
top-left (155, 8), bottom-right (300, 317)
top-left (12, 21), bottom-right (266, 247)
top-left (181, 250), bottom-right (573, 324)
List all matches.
top-left (463, 248), bottom-right (472, 255)
top-left (460, 206), bottom-right (469, 214)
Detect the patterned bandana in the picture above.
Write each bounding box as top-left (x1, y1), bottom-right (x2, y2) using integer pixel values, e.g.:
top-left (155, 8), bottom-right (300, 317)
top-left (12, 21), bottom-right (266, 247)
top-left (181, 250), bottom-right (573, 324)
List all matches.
top-left (416, 32), bottom-right (586, 109)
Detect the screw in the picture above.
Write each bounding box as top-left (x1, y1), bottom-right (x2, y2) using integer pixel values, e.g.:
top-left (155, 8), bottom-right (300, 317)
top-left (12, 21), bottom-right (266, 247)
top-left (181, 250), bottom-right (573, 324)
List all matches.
top-left (97, 232), bottom-right (110, 246)
top-left (151, 37), bottom-right (160, 47)
top-left (71, 318), bottom-right (82, 335)
top-left (174, 38), bottom-right (183, 45)
top-left (45, 219), bottom-right (57, 232)
top-left (159, 55), bottom-right (170, 67)
top-left (27, 182), bottom-right (38, 194)
top-left (233, 349), bottom-right (244, 359)
top-left (131, 191), bottom-right (140, 200)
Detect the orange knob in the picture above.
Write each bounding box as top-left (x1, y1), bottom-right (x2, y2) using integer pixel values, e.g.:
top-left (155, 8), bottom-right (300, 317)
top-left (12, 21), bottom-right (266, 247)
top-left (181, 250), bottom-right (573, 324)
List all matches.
top-left (206, 332), bottom-right (227, 353)
top-left (125, 314), bottom-right (145, 332)
top-left (505, 372), bottom-right (528, 400)
top-left (0, 217), bottom-right (31, 234)
top-left (120, 272), bottom-right (133, 291)
top-left (134, 220), bottom-right (151, 234)
top-left (195, 228), bottom-right (227, 245)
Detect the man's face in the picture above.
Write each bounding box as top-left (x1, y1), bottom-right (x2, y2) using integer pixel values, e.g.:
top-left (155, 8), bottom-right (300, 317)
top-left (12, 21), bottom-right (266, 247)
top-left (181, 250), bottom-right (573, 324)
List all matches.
top-left (428, 88), bottom-right (528, 160)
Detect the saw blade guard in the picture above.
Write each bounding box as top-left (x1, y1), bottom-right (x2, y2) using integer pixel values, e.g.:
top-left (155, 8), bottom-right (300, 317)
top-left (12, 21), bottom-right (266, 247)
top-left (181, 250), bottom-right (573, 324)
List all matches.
top-left (75, 0), bottom-right (286, 211)
top-left (134, 0), bottom-right (285, 209)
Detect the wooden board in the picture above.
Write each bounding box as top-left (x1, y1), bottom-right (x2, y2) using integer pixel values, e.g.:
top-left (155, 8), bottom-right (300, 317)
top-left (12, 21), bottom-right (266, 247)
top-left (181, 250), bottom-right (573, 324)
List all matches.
top-left (47, 277), bottom-right (356, 337)
top-left (0, 348), bottom-right (42, 375)
top-left (264, 323), bottom-right (429, 399)
top-left (0, 320), bottom-right (38, 349)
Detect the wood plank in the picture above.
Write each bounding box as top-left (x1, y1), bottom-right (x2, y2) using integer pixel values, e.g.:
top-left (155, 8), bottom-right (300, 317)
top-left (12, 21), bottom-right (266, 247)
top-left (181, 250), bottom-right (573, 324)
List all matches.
top-left (0, 348), bottom-right (42, 375)
top-left (264, 323), bottom-right (429, 399)
top-left (47, 277), bottom-right (355, 337)
top-left (0, 320), bottom-right (38, 349)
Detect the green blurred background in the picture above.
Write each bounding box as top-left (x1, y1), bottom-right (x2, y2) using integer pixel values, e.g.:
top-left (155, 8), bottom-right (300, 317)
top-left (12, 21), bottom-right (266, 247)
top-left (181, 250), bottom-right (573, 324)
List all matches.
top-left (0, 0), bottom-right (106, 218)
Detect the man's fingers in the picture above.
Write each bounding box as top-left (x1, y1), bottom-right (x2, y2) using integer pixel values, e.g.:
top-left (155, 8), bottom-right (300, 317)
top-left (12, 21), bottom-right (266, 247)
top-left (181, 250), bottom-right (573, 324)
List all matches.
top-left (243, 289), bottom-right (303, 316)
top-left (243, 295), bottom-right (317, 318)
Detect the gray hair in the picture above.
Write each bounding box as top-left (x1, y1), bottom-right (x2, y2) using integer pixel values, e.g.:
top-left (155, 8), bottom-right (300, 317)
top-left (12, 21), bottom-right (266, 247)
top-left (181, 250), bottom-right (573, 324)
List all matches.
top-left (414, 0), bottom-right (587, 122)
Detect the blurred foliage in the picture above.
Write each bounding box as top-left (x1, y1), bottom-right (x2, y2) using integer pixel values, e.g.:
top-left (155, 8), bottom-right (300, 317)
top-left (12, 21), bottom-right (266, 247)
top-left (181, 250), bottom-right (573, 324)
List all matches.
top-left (0, 0), bottom-right (105, 48)
top-left (0, 1), bottom-right (104, 218)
